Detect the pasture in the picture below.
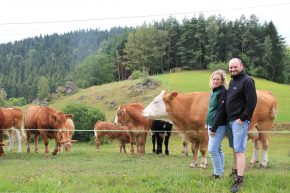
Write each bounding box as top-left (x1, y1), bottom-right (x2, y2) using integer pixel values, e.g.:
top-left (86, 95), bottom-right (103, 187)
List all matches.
top-left (0, 134), bottom-right (289, 193)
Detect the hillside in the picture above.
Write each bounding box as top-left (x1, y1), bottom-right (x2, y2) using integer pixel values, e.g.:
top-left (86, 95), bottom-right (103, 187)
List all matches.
top-left (49, 70), bottom-right (290, 124)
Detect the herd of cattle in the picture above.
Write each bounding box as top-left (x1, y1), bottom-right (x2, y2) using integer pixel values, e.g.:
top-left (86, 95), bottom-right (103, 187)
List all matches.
top-left (0, 90), bottom-right (277, 168)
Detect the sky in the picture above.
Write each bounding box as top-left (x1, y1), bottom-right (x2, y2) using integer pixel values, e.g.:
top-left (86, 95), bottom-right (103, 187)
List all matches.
top-left (0, 0), bottom-right (290, 45)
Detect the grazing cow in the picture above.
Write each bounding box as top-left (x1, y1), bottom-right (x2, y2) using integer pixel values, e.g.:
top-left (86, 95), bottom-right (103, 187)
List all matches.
top-left (151, 120), bottom-right (172, 155)
top-left (1, 107), bottom-right (23, 152)
top-left (114, 103), bottom-right (152, 155)
top-left (142, 90), bottom-right (209, 168)
top-left (248, 90), bottom-right (278, 167)
top-left (24, 106), bottom-right (72, 155)
top-left (58, 117), bottom-right (77, 152)
top-left (94, 121), bottom-right (132, 153)
top-left (0, 108), bottom-right (5, 156)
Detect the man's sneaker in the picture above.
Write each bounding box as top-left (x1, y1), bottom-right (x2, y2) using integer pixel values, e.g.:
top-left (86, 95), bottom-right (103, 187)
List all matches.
top-left (229, 169), bottom-right (238, 179)
top-left (211, 174), bottom-right (221, 179)
top-left (230, 176), bottom-right (243, 193)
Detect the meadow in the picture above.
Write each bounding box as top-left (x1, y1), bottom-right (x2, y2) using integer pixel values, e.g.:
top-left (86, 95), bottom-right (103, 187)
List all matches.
top-left (0, 134), bottom-right (289, 193)
top-left (1, 70), bottom-right (290, 192)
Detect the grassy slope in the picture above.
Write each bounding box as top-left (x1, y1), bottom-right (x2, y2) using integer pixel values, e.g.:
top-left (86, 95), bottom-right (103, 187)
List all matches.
top-left (50, 70), bottom-right (290, 123)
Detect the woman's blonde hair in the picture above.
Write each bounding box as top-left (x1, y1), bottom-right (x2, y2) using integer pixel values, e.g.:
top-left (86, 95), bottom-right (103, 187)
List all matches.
top-left (209, 69), bottom-right (227, 89)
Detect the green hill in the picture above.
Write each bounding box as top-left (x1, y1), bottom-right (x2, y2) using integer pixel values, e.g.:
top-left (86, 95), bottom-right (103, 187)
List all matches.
top-left (49, 70), bottom-right (290, 124)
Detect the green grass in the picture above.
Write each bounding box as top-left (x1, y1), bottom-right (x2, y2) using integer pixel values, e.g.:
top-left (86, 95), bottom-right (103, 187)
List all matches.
top-left (1, 134), bottom-right (289, 193)
top-left (48, 70), bottom-right (290, 123)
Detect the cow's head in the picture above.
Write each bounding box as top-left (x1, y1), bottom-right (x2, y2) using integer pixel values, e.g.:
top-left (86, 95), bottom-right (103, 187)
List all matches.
top-left (114, 106), bottom-right (127, 126)
top-left (142, 90), bottom-right (172, 123)
top-left (60, 116), bottom-right (77, 152)
top-left (50, 112), bottom-right (72, 146)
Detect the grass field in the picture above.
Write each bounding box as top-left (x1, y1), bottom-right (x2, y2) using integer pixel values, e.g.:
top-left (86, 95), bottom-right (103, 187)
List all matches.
top-left (0, 134), bottom-right (289, 193)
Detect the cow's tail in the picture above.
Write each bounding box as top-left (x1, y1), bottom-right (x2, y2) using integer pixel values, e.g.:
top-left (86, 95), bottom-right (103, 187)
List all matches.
top-left (94, 125), bottom-right (98, 137)
top-left (270, 103), bottom-right (278, 119)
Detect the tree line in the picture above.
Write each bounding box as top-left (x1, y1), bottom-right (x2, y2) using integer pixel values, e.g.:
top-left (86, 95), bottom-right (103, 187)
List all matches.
top-left (0, 14), bottom-right (289, 104)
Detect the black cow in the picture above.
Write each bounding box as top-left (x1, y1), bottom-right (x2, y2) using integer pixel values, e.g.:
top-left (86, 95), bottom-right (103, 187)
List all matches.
top-left (151, 120), bottom-right (172, 155)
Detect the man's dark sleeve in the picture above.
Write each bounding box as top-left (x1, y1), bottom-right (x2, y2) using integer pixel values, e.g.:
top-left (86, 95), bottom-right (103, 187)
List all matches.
top-left (210, 89), bottom-right (227, 132)
top-left (240, 78), bottom-right (257, 121)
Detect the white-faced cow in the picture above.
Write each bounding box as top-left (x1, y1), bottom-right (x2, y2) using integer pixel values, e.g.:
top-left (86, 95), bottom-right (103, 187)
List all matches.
top-left (24, 106), bottom-right (73, 155)
top-left (94, 121), bottom-right (132, 153)
top-left (248, 90), bottom-right (278, 167)
top-left (142, 90), bottom-right (278, 168)
top-left (142, 90), bottom-right (209, 168)
top-left (1, 107), bottom-right (23, 152)
top-left (114, 103), bottom-right (152, 155)
top-left (151, 120), bottom-right (172, 155)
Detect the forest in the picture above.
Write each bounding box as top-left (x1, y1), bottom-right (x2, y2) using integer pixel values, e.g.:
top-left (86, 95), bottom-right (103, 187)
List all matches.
top-left (0, 14), bottom-right (289, 104)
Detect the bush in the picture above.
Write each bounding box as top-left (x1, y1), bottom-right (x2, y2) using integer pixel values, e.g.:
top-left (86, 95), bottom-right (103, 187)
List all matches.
top-left (62, 103), bottom-right (106, 141)
top-left (131, 70), bottom-right (143, 79)
top-left (207, 62), bottom-right (228, 71)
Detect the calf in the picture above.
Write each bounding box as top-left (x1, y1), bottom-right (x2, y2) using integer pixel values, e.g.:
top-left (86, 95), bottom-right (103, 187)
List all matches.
top-left (94, 121), bottom-right (132, 153)
top-left (58, 117), bottom-right (77, 152)
top-left (114, 103), bottom-right (152, 155)
top-left (151, 120), bottom-right (172, 155)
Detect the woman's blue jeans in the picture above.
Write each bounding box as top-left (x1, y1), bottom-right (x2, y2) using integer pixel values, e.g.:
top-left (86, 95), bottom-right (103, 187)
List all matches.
top-left (208, 125), bottom-right (227, 176)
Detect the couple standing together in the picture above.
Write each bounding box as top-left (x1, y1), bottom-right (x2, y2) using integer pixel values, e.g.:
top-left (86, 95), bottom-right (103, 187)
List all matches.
top-left (206, 58), bottom-right (257, 193)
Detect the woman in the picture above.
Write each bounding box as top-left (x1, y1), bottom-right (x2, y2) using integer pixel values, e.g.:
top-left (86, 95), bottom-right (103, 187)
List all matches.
top-left (206, 69), bottom-right (228, 179)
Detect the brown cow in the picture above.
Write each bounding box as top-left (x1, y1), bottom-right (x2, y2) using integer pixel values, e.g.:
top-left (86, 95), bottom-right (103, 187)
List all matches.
top-left (114, 103), bottom-right (152, 155)
top-left (142, 90), bottom-right (209, 168)
top-left (248, 90), bottom-right (278, 167)
top-left (1, 107), bottom-right (23, 152)
top-left (94, 121), bottom-right (132, 153)
top-left (142, 90), bottom-right (278, 168)
top-left (24, 106), bottom-right (72, 155)
top-left (0, 108), bottom-right (5, 156)
top-left (58, 117), bottom-right (77, 152)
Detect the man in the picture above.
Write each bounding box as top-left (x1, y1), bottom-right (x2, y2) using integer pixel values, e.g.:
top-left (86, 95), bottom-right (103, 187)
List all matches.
top-left (226, 58), bottom-right (257, 193)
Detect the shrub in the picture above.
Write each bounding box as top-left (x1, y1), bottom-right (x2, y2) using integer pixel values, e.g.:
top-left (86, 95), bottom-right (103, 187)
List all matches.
top-left (62, 103), bottom-right (106, 141)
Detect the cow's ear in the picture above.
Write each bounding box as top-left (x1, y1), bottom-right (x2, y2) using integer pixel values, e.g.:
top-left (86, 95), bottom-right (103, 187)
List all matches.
top-left (66, 114), bottom-right (73, 118)
top-left (51, 114), bottom-right (57, 122)
top-left (169, 92), bottom-right (178, 100)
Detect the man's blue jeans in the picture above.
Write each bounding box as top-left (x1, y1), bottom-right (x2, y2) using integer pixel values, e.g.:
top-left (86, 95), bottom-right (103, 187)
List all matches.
top-left (208, 125), bottom-right (227, 176)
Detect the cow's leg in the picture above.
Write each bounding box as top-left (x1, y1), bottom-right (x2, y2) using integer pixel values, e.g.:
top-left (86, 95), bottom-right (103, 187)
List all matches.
top-left (0, 128), bottom-right (4, 156)
top-left (14, 129), bottom-right (22, 153)
top-left (250, 140), bottom-right (260, 165)
top-left (152, 132), bottom-right (156, 153)
top-left (34, 134), bottom-right (39, 153)
top-left (260, 133), bottom-right (270, 167)
top-left (180, 133), bottom-right (188, 156)
top-left (164, 132), bottom-right (171, 155)
top-left (190, 141), bottom-right (199, 168)
top-left (156, 133), bottom-right (163, 154)
top-left (95, 134), bottom-right (102, 153)
top-left (26, 131), bottom-right (31, 153)
top-left (123, 143), bottom-right (127, 153)
top-left (199, 132), bottom-right (208, 169)
top-left (129, 133), bottom-right (135, 155)
top-left (40, 134), bottom-right (50, 155)
top-left (8, 129), bottom-right (13, 151)
top-left (139, 135), bottom-right (146, 155)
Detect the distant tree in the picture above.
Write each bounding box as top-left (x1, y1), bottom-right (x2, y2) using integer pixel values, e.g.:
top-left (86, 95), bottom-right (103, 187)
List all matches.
top-left (0, 88), bottom-right (7, 106)
top-left (74, 53), bottom-right (115, 88)
top-left (37, 76), bottom-right (50, 99)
